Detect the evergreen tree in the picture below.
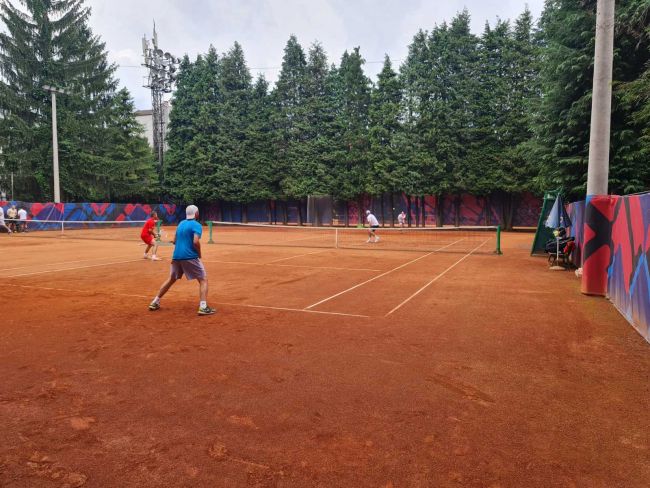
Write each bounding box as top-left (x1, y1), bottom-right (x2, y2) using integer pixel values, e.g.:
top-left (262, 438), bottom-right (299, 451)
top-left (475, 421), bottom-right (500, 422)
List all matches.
top-left (534, 0), bottom-right (650, 197)
top-left (211, 42), bottom-right (252, 208)
top-left (245, 75), bottom-right (276, 218)
top-left (165, 50), bottom-right (221, 203)
top-left (287, 42), bottom-right (336, 199)
top-left (368, 55), bottom-right (404, 224)
top-left (102, 89), bottom-right (157, 201)
top-left (332, 47), bottom-right (371, 220)
top-left (0, 0), bottom-right (157, 201)
top-left (271, 35), bottom-right (309, 220)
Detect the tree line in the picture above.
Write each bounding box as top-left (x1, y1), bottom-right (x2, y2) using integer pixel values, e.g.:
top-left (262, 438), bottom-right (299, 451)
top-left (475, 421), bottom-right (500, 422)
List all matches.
top-left (165, 1), bottom-right (650, 226)
top-left (0, 1), bottom-right (648, 217)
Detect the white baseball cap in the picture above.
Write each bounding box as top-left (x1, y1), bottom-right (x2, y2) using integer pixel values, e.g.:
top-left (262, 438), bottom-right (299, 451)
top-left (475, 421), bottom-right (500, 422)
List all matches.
top-left (366, 210), bottom-right (371, 215)
top-left (186, 205), bottom-right (199, 219)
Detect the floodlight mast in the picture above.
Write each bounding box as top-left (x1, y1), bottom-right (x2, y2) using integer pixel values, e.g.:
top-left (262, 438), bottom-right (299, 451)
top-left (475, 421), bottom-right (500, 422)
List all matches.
top-left (43, 84), bottom-right (71, 203)
top-left (142, 23), bottom-right (179, 183)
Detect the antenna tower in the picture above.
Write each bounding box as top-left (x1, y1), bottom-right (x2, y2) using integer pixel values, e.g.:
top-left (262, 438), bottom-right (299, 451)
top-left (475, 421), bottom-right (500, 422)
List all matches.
top-left (142, 23), bottom-right (180, 180)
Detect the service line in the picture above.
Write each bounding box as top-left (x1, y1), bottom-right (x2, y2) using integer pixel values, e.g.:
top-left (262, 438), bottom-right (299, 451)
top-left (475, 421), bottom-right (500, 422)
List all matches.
top-left (2, 283), bottom-right (368, 318)
top-left (385, 239), bottom-right (490, 316)
top-left (2, 258), bottom-right (144, 278)
top-left (303, 238), bottom-right (467, 310)
top-left (202, 259), bottom-right (381, 272)
top-left (266, 249), bottom-right (330, 263)
top-left (0, 255), bottom-right (128, 272)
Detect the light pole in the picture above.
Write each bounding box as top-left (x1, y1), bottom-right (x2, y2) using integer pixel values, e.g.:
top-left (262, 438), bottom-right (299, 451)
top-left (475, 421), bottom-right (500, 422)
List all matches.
top-left (586, 0), bottom-right (616, 196)
top-left (42, 85), bottom-right (71, 203)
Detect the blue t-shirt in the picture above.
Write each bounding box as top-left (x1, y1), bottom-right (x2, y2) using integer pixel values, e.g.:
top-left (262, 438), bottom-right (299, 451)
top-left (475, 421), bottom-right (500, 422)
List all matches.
top-left (172, 219), bottom-right (203, 260)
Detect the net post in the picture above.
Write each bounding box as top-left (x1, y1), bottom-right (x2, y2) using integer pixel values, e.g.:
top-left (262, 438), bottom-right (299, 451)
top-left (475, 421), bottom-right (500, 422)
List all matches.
top-left (335, 228), bottom-right (339, 248)
top-left (495, 225), bottom-right (503, 255)
top-left (155, 220), bottom-right (162, 242)
top-left (208, 221), bottom-right (214, 244)
top-left (61, 221), bottom-right (64, 235)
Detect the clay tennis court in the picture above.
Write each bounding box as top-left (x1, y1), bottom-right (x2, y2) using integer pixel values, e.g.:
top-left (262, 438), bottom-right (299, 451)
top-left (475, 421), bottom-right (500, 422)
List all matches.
top-left (1, 227), bottom-right (649, 487)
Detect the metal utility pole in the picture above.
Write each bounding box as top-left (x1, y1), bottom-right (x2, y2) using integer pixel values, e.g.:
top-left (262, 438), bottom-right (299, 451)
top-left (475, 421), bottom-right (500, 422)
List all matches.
top-left (142, 23), bottom-right (180, 182)
top-left (43, 85), bottom-right (71, 203)
top-left (586, 0), bottom-right (616, 196)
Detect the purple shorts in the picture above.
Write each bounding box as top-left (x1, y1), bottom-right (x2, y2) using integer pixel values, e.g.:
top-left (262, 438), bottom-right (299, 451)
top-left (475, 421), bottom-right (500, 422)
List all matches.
top-left (170, 258), bottom-right (206, 281)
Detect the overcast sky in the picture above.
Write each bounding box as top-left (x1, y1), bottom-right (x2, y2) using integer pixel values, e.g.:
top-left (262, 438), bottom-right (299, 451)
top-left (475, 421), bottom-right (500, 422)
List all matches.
top-left (87, 0), bottom-right (545, 110)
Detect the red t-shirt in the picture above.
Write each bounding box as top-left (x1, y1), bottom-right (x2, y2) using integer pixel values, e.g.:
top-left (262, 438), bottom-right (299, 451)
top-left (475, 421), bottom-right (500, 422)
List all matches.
top-left (141, 218), bottom-right (155, 238)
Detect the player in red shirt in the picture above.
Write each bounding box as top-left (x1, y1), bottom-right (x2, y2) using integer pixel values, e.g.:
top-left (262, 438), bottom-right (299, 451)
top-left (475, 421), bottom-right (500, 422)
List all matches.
top-left (141, 211), bottom-right (161, 261)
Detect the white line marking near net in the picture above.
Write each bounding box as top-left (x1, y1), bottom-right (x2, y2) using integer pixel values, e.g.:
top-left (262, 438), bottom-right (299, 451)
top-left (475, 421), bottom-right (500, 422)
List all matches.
top-left (202, 259), bottom-right (381, 272)
top-left (303, 238), bottom-right (468, 311)
top-left (266, 250), bottom-right (330, 263)
top-left (2, 284), bottom-right (369, 318)
top-left (385, 239), bottom-right (490, 316)
top-left (2, 258), bottom-right (144, 278)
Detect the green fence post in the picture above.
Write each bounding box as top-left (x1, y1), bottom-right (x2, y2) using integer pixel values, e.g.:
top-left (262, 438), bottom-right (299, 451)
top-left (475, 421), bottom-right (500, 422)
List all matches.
top-left (155, 220), bottom-right (162, 242)
top-left (496, 225), bottom-right (503, 255)
top-left (208, 221), bottom-right (214, 244)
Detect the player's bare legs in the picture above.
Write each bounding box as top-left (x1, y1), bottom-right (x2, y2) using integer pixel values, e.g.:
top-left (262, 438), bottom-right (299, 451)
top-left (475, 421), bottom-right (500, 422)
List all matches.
top-left (149, 275), bottom-right (176, 310)
top-left (198, 277), bottom-right (208, 303)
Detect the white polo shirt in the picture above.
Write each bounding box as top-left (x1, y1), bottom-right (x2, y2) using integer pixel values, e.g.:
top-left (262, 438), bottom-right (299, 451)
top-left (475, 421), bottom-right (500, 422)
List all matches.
top-left (18, 209), bottom-right (27, 221)
top-left (367, 213), bottom-right (379, 227)
top-left (0, 207), bottom-right (4, 224)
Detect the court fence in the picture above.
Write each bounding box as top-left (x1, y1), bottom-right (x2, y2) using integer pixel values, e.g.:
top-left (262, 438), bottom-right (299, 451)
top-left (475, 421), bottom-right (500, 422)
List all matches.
top-left (0, 201), bottom-right (183, 224)
top-left (569, 193), bottom-right (650, 344)
top-left (200, 192), bottom-right (542, 229)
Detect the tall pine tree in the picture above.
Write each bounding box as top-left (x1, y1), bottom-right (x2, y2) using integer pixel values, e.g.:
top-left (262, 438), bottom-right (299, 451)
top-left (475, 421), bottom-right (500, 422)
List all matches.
top-left (0, 0), bottom-right (157, 201)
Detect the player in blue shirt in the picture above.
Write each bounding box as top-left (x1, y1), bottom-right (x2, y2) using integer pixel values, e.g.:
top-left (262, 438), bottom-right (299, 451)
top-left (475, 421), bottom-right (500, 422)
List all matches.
top-left (148, 205), bottom-right (215, 315)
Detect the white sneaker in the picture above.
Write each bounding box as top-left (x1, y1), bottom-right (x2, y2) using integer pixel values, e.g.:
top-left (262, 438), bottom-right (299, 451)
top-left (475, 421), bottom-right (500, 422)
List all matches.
top-left (143, 255), bottom-right (149, 259)
top-left (375, 236), bottom-right (380, 242)
top-left (151, 256), bottom-right (162, 261)
top-left (366, 238), bottom-right (372, 243)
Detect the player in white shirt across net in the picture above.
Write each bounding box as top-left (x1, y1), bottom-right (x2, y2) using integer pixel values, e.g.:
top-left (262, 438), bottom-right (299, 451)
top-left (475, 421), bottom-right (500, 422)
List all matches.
top-left (397, 211), bottom-right (406, 228)
top-left (365, 210), bottom-right (380, 243)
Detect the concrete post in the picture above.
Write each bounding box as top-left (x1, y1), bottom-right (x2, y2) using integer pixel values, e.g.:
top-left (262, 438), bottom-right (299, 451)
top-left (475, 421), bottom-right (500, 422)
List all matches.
top-left (51, 92), bottom-right (61, 203)
top-left (586, 0), bottom-right (616, 196)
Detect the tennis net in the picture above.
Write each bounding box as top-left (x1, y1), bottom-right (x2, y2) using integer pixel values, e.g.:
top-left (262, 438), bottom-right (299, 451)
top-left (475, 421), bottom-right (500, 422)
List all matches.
top-left (7, 219), bottom-right (151, 241)
top-left (207, 221), bottom-right (502, 254)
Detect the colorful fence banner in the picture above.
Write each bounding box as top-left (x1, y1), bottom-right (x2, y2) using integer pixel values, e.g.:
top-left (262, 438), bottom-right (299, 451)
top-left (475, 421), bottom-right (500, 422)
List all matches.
top-left (0, 201), bottom-right (183, 224)
top-left (570, 193), bottom-right (650, 343)
top-left (581, 196), bottom-right (617, 296)
top-left (203, 192), bottom-right (542, 227)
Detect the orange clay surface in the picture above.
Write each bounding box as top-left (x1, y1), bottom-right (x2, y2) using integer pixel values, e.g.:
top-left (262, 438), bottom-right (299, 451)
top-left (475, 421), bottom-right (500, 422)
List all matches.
top-left (1, 230), bottom-right (649, 487)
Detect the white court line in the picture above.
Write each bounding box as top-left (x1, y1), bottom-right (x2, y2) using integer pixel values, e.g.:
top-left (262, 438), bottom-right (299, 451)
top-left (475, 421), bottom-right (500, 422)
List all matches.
top-left (202, 259), bottom-right (381, 272)
top-left (267, 249), bottom-right (329, 263)
top-left (217, 302), bottom-right (369, 318)
top-left (2, 284), bottom-right (368, 318)
top-left (385, 239), bottom-right (490, 316)
top-left (303, 238), bottom-right (467, 310)
top-left (2, 258), bottom-right (143, 278)
top-left (0, 255), bottom-right (129, 272)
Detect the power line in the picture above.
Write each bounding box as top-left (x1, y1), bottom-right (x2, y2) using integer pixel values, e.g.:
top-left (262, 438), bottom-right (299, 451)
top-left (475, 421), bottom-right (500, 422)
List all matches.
top-left (115, 58), bottom-right (402, 71)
